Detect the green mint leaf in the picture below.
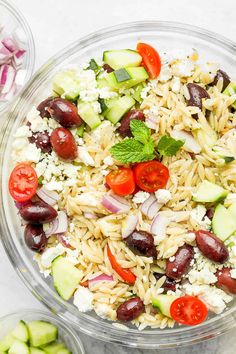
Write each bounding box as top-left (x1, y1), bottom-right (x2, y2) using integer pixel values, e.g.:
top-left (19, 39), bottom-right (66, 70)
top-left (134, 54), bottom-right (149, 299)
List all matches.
top-left (142, 140), bottom-right (155, 155)
top-left (130, 119), bottom-right (151, 144)
top-left (157, 135), bottom-right (184, 157)
top-left (110, 139), bottom-right (154, 163)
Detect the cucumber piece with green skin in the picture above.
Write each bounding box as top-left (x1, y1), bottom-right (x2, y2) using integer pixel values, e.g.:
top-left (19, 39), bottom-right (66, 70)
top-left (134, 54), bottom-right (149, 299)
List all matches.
top-left (28, 321), bottom-right (58, 348)
top-left (43, 342), bottom-right (65, 354)
top-left (30, 348), bottom-right (46, 354)
top-left (52, 256), bottom-right (83, 300)
top-left (228, 203), bottom-right (236, 218)
top-left (53, 71), bottom-right (80, 100)
top-left (212, 204), bottom-right (236, 241)
top-left (152, 295), bottom-right (178, 318)
top-left (103, 50), bottom-right (142, 70)
top-left (12, 320), bottom-right (28, 342)
top-left (77, 102), bottom-right (102, 129)
top-left (105, 67), bottom-right (149, 91)
top-left (0, 333), bottom-right (14, 351)
top-left (104, 96), bottom-right (135, 124)
top-left (8, 339), bottom-right (29, 354)
top-left (192, 180), bottom-right (228, 203)
top-left (57, 349), bottom-right (71, 354)
top-left (133, 83), bottom-right (145, 103)
top-left (224, 82), bottom-right (236, 109)
top-left (76, 123), bottom-right (85, 138)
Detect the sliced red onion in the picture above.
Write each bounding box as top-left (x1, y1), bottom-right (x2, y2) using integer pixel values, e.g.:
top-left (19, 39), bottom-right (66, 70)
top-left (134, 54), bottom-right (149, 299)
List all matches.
top-left (122, 212), bottom-right (139, 239)
top-left (45, 211), bottom-right (68, 237)
top-left (146, 116), bottom-right (158, 130)
top-left (0, 65), bottom-right (16, 94)
top-left (13, 49), bottom-right (26, 67)
top-left (57, 233), bottom-right (73, 249)
top-left (147, 201), bottom-right (164, 220)
top-left (84, 212), bottom-right (97, 219)
top-left (1, 83), bottom-right (17, 101)
top-left (141, 194), bottom-right (156, 216)
top-left (0, 43), bottom-right (12, 64)
top-left (88, 274), bottom-right (114, 288)
top-left (36, 187), bottom-right (59, 206)
top-left (151, 214), bottom-right (171, 244)
top-left (170, 130), bottom-right (201, 154)
top-left (2, 36), bottom-right (18, 52)
top-left (102, 194), bottom-right (130, 214)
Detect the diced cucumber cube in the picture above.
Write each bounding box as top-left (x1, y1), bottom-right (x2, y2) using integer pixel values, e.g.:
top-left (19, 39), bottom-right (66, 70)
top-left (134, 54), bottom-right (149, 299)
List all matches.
top-left (104, 96), bottom-right (135, 124)
top-left (133, 83), bottom-right (145, 103)
top-left (0, 334), bottom-right (14, 351)
top-left (43, 342), bottom-right (65, 354)
top-left (52, 256), bottom-right (83, 300)
top-left (12, 320), bottom-right (28, 342)
top-left (103, 49), bottom-right (142, 70)
top-left (105, 67), bottom-right (149, 91)
top-left (30, 348), bottom-right (46, 354)
top-left (152, 295), bottom-right (178, 318)
top-left (212, 204), bottom-right (236, 241)
top-left (28, 321), bottom-right (58, 347)
top-left (77, 102), bottom-right (102, 129)
top-left (76, 123), bottom-right (85, 138)
top-left (8, 339), bottom-right (29, 354)
top-left (192, 180), bottom-right (228, 203)
top-left (52, 71), bottom-right (80, 100)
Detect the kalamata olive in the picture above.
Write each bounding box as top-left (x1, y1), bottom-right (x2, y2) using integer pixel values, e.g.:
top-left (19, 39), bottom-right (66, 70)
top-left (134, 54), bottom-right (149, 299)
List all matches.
top-left (216, 267), bottom-right (236, 294)
top-left (187, 83), bottom-right (210, 109)
top-left (195, 230), bottom-right (229, 264)
top-left (166, 245), bottom-right (194, 280)
top-left (47, 97), bottom-right (83, 128)
top-left (126, 230), bottom-right (157, 258)
top-left (206, 208), bottom-right (215, 220)
top-left (19, 201), bottom-right (58, 224)
top-left (118, 109), bottom-right (145, 137)
top-left (24, 224), bottom-right (48, 253)
top-left (50, 127), bottom-right (78, 161)
top-left (153, 273), bottom-right (176, 292)
top-left (37, 97), bottom-right (54, 118)
top-left (211, 69), bottom-right (230, 92)
top-left (28, 131), bottom-right (52, 153)
top-left (116, 297), bottom-right (144, 321)
top-left (102, 64), bottom-right (114, 73)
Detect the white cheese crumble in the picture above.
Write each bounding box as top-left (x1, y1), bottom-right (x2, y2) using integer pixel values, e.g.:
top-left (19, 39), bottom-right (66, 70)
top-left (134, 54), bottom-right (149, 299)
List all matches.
top-left (44, 179), bottom-right (63, 191)
top-left (13, 125), bottom-right (32, 138)
top-left (188, 268), bottom-right (217, 285)
top-left (41, 244), bottom-right (65, 268)
top-left (73, 286), bottom-right (94, 312)
top-left (171, 59), bottom-right (195, 78)
top-left (94, 303), bottom-right (115, 320)
top-left (27, 106), bottom-right (49, 132)
top-left (98, 87), bottom-right (118, 99)
top-left (91, 101), bottom-right (101, 114)
top-left (155, 189), bottom-right (172, 204)
top-left (76, 193), bottom-right (98, 207)
top-left (77, 147), bottom-right (94, 166)
top-left (190, 205), bottom-right (211, 230)
top-left (133, 191), bottom-right (150, 204)
top-left (103, 156), bottom-right (114, 166)
top-left (171, 77), bottom-right (181, 93)
top-left (158, 63), bottom-right (173, 82)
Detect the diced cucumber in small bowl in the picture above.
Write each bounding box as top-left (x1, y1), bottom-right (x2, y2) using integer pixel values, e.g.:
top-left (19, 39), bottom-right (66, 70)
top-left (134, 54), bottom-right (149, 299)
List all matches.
top-left (0, 311), bottom-right (85, 354)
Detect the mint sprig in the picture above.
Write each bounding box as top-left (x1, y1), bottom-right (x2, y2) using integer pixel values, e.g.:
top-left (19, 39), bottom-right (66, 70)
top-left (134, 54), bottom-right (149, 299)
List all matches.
top-left (157, 135), bottom-right (184, 157)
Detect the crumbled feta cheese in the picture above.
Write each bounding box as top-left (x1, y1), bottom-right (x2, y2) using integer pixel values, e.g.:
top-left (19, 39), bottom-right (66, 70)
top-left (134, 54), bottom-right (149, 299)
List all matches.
top-left (172, 59), bottom-right (195, 77)
top-left (104, 156), bottom-right (114, 166)
top-left (190, 205), bottom-right (211, 230)
top-left (91, 101), bottom-right (101, 114)
top-left (94, 303), bottom-right (115, 320)
top-left (133, 191), bottom-right (150, 204)
top-left (169, 256), bottom-right (175, 262)
top-left (80, 88), bottom-right (99, 102)
top-left (40, 269), bottom-right (51, 278)
top-left (98, 87), bottom-right (118, 99)
top-left (35, 160), bottom-right (47, 177)
top-left (27, 106), bottom-right (49, 132)
top-left (185, 232), bottom-right (196, 243)
top-left (77, 147), bottom-right (94, 166)
top-left (45, 180), bottom-right (63, 191)
top-left (140, 86), bottom-right (150, 99)
top-left (12, 137), bottom-right (28, 150)
top-left (230, 269), bottom-right (236, 279)
top-left (48, 118), bottom-right (60, 130)
top-left (171, 77), bottom-right (181, 93)
top-left (41, 244), bottom-right (65, 268)
top-left (188, 268), bottom-right (217, 285)
top-left (73, 286), bottom-right (94, 312)
top-left (158, 64), bottom-right (172, 82)
top-left (13, 125), bottom-right (32, 138)
top-left (155, 189), bottom-right (171, 204)
top-left (76, 193), bottom-right (98, 207)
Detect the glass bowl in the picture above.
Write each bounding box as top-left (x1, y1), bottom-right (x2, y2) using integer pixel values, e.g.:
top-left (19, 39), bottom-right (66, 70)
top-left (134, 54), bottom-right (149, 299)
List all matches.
top-left (1, 21), bottom-right (236, 349)
top-left (0, 0), bottom-right (35, 114)
top-left (0, 309), bottom-right (85, 353)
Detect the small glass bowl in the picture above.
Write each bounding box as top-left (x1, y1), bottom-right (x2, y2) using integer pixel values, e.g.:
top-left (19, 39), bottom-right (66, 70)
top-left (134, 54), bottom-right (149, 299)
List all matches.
top-left (0, 309), bottom-right (85, 354)
top-left (0, 0), bottom-right (35, 114)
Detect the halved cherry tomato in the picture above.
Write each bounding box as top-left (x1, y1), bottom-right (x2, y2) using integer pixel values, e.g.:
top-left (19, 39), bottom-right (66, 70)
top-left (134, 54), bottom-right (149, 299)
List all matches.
top-left (107, 245), bottom-right (136, 285)
top-left (9, 163), bottom-right (38, 202)
top-left (137, 42), bottom-right (161, 79)
top-left (133, 161), bottom-right (169, 192)
top-left (106, 167), bottom-right (135, 196)
top-left (170, 296), bottom-right (208, 326)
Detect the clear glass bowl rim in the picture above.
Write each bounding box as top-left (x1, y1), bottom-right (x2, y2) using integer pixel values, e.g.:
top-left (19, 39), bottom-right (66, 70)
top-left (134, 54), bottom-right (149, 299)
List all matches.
top-left (0, 0), bottom-right (35, 113)
top-left (0, 309), bottom-right (85, 353)
top-left (1, 21), bottom-right (236, 349)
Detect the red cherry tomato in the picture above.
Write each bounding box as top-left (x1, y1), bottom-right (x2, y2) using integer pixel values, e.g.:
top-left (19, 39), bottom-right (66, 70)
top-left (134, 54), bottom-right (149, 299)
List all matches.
top-left (133, 161), bottom-right (169, 192)
top-left (9, 163), bottom-right (38, 202)
top-left (50, 127), bottom-right (78, 161)
top-left (136, 42), bottom-right (161, 79)
top-left (170, 296), bottom-right (208, 326)
top-left (106, 167), bottom-right (135, 196)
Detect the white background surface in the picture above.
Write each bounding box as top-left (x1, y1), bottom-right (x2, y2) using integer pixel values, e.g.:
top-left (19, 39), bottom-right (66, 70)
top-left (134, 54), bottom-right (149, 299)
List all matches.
top-left (1, 0), bottom-right (236, 353)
